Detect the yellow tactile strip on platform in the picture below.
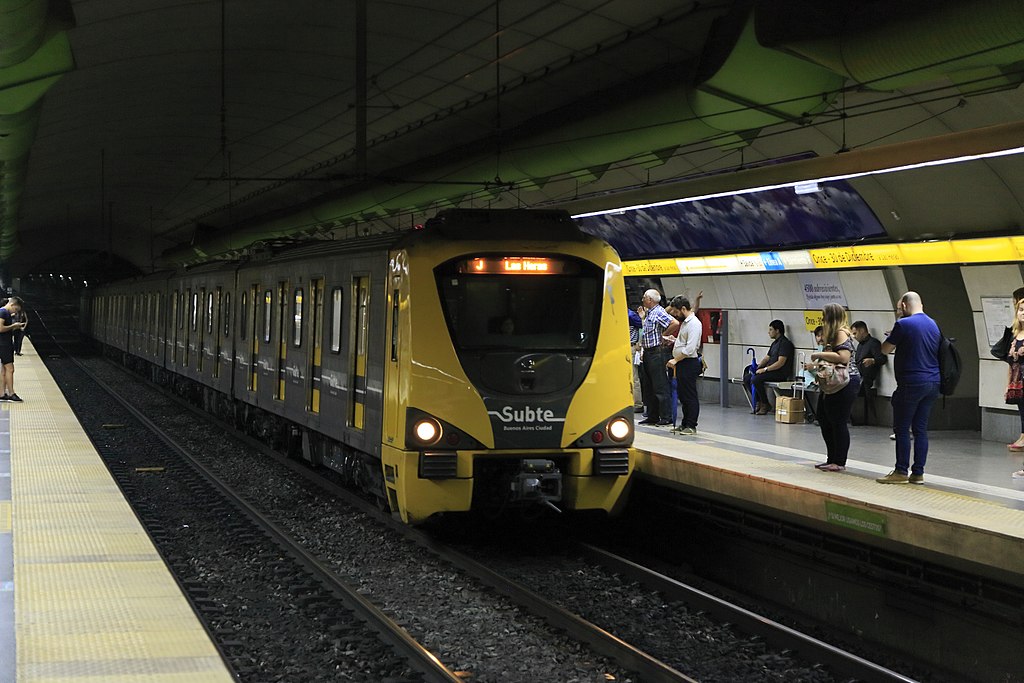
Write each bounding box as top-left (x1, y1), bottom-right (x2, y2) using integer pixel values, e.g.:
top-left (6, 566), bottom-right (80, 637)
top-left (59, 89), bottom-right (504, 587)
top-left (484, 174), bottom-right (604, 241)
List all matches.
top-left (8, 342), bottom-right (233, 682)
top-left (636, 431), bottom-right (1024, 576)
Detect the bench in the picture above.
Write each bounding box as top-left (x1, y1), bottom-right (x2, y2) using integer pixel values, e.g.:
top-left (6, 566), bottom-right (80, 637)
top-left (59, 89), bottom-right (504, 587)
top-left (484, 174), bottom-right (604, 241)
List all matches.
top-left (729, 377), bottom-right (819, 420)
top-left (728, 377), bottom-right (782, 412)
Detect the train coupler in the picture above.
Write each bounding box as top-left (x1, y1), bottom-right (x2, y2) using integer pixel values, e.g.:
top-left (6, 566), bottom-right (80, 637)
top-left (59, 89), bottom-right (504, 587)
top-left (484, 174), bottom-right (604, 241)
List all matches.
top-left (510, 459), bottom-right (562, 513)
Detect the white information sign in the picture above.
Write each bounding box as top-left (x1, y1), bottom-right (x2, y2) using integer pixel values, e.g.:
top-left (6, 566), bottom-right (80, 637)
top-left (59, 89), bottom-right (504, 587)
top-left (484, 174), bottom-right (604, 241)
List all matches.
top-left (981, 297), bottom-right (1014, 346)
top-left (799, 273), bottom-right (847, 309)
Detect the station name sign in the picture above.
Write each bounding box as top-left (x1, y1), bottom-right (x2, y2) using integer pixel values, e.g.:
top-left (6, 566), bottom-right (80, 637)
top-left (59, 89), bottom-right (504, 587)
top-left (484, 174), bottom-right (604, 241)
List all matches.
top-left (623, 235), bottom-right (1024, 276)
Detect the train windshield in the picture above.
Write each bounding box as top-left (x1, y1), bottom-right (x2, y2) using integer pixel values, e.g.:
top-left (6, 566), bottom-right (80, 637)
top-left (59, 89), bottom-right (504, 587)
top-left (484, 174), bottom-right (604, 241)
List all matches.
top-left (436, 256), bottom-right (601, 353)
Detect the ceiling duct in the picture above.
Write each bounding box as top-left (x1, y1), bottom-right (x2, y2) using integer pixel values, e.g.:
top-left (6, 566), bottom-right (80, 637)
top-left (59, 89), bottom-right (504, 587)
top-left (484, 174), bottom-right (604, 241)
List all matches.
top-left (0, 1), bottom-right (75, 260)
top-left (755, 0), bottom-right (1024, 91)
top-left (166, 0), bottom-right (1024, 265)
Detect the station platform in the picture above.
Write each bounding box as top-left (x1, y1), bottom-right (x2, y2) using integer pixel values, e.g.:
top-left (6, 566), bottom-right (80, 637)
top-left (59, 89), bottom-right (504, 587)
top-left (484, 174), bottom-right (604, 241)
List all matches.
top-left (1, 340), bottom-right (233, 682)
top-left (633, 401), bottom-right (1024, 587)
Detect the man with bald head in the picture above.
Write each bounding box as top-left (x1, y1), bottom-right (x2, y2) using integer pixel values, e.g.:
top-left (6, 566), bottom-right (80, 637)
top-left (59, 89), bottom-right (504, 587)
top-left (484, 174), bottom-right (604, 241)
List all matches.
top-left (876, 292), bottom-right (941, 485)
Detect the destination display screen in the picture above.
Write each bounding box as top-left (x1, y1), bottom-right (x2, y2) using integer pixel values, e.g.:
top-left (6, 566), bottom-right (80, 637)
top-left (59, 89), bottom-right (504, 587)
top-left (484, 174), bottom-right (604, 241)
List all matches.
top-left (457, 256), bottom-right (579, 275)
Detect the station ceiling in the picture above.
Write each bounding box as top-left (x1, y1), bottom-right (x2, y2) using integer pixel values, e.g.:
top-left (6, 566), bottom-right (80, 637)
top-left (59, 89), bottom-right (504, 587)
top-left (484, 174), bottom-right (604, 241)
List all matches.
top-left (3, 0), bottom-right (1024, 280)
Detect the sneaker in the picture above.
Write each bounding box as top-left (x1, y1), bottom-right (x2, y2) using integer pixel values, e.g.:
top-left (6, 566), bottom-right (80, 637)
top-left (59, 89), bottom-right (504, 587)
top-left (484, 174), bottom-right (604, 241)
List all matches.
top-left (680, 427), bottom-right (696, 435)
top-left (876, 470), bottom-right (909, 484)
top-left (0, 395), bottom-right (9, 401)
top-left (7, 394), bottom-right (22, 402)
top-left (1012, 470), bottom-right (1024, 479)
top-left (655, 419), bottom-right (672, 426)
top-left (638, 418), bottom-right (657, 425)
top-left (909, 474), bottom-right (924, 485)
top-left (820, 463), bottom-right (845, 472)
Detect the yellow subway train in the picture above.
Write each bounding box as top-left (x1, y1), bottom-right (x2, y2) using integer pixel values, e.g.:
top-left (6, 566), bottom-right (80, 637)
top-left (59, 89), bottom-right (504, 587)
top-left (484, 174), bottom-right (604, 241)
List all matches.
top-left (88, 209), bottom-right (635, 523)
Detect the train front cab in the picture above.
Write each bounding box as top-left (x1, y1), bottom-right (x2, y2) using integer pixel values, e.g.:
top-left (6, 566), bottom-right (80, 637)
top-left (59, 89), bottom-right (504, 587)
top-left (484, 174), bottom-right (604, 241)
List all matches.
top-left (380, 228), bottom-right (635, 524)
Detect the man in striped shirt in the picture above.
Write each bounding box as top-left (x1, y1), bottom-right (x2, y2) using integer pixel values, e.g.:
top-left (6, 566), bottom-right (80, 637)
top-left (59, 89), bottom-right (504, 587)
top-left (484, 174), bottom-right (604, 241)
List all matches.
top-left (637, 290), bottom-right (678, 426)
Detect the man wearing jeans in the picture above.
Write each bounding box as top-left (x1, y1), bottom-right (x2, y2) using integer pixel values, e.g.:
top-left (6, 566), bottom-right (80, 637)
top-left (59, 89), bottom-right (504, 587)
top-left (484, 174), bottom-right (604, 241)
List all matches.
top-left (876, 292), bottom-right (941, 485)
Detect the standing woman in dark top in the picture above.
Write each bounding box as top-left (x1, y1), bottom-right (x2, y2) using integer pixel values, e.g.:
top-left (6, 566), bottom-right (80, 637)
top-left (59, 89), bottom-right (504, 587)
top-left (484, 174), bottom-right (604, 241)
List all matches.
top-left (808, 303), bottom-right (861, 472)
top-left (12, 307), bottom-right (27, 356)
top-left (1007, 298), bottom-right (1024, 476)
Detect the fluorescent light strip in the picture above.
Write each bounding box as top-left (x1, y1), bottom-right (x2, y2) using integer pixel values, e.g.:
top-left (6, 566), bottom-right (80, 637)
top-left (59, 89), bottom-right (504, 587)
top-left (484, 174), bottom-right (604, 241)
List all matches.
top-left (572, 145), bottom-right (1024, 219)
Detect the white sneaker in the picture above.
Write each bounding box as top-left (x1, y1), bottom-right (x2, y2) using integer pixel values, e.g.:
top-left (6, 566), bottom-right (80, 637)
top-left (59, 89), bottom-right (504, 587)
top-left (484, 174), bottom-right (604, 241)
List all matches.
top-left (1012, 469), bottom-right (1024, 479)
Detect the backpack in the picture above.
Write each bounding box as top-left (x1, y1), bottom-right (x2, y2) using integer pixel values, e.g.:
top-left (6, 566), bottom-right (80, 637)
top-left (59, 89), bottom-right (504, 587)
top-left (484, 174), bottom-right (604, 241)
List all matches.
top-left (937, 334), bottom-right (962, 396)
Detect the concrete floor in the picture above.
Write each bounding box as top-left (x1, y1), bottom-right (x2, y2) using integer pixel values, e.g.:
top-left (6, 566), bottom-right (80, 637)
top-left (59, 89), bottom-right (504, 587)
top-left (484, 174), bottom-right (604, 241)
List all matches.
top-left (638, 400), bottom-right (1024, 510)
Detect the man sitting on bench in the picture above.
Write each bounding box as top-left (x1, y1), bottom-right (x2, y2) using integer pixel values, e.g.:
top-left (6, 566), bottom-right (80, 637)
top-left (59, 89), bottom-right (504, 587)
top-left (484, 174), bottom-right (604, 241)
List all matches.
top-left (743, 319), bottom-right (795, 415)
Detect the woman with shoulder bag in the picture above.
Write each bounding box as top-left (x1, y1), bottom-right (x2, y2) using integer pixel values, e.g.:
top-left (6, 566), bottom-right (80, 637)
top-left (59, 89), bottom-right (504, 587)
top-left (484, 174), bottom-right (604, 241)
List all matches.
top-left (804, 303), bottom-right (861, 472)
top-left (1006, 299), bottom-right (1024, 475)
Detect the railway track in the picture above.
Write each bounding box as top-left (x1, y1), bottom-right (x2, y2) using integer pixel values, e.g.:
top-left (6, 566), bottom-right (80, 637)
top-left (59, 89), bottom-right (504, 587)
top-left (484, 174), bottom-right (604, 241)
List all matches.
top-left (32, 309), bottom-right (917, 682)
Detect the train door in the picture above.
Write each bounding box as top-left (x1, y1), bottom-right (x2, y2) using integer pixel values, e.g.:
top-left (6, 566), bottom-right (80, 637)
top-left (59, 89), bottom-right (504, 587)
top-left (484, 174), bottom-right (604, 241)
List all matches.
top-left (249, 285), bottom-right (260, 391)
top-left (384, 281), bottom-right (400, 441)
top-left (218, 289), bottom-right (229, 380)
top-left (170, 291), bottom-right (178, 364)
top-left (209, 289), bottom-right (219, 378)
top-left (349, 275), bottom-right (370, 430)
top-left (276, 281), bottom-right (288, 400)
top-left (155, 293), bottom-right (163, 361)
top-left (184, 289), bottom-right (193, 368)
top-left (198, 288), bottom-right (207, 374)
top-left (307, 278), bottom-right (324, 414)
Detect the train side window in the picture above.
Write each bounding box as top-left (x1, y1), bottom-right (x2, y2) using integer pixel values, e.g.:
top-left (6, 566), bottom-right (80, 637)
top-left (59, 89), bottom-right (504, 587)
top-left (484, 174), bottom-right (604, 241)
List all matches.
top-left (292, 287), bottom-right (303, 347)
top-left (223, 292), bottom-right (232, 337)
top-left (239, 291), bottom-right (247, 339)
top-left (263, 289), bottom-right (272, 343)
top-left (191, 291), bottom-right (199, 331)
top-left (330, 287), bottom-right (343, 353)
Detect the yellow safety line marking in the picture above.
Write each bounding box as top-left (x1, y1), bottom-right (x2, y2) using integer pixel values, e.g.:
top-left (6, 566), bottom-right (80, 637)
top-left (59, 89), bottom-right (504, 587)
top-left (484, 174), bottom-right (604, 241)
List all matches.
top-left (0, 500), bottom-right (10, 533)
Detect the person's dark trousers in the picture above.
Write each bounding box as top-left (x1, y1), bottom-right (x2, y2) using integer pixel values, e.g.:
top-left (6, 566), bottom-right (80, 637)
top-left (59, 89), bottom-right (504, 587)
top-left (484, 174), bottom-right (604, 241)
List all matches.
top-left (638, 359), bottom-right (653, 415)
top-left (675, 357), bottom-right (701, 428)
top-left (641, 347), bottom-right (672, 422)
top-left (746, 368), bottom-right (789, 409)
top-left (855, 374), bottom-right (878, 425)
top-left (818, 377), bottom-right (861, 466)
top-left (12, 330), bottom-right (23, 354)
top-left (891, 382), bottom-right (940, 475)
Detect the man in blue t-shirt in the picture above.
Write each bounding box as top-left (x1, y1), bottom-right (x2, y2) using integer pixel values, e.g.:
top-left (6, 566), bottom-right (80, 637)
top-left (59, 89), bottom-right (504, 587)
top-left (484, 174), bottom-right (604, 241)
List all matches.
top-left (876, 292), bottom-right (940, 485)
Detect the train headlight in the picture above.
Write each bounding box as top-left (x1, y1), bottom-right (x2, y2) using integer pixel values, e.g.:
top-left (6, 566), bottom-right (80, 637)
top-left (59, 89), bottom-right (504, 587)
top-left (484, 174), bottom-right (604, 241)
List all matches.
top-left (413, 418), bottom-right (442, 445)
top-left (607, 417), bottom-right (632, 442)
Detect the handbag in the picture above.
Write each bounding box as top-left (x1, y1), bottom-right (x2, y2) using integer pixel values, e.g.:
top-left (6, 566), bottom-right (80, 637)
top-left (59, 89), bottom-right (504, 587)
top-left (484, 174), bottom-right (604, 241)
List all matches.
top-left (813, 360), bottom-right (851, 395)
top-left (992, 326), bottom-right (1012, 362)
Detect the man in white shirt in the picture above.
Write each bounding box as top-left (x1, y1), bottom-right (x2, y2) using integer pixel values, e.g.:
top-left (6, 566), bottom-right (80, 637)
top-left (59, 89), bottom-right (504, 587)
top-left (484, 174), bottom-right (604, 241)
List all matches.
top-left (668, 297), bottom-right (703, 434)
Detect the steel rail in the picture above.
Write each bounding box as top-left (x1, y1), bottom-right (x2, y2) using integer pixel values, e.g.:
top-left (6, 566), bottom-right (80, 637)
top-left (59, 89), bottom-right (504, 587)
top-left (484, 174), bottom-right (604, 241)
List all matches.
top-left (69, 356), bottom-right (462, 683)
top-left (576, 543), bottom-right (919, 683)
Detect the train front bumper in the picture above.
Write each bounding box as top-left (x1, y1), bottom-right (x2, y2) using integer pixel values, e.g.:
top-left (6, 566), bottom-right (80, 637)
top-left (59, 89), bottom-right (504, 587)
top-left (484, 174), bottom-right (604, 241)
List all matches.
top-left (380, 444), bottom-right (635, 524)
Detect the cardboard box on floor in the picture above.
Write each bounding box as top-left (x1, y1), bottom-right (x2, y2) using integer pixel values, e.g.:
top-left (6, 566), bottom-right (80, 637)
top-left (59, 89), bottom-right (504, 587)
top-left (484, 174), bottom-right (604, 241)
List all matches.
top-left (775, 396), bottom-right (805, 423)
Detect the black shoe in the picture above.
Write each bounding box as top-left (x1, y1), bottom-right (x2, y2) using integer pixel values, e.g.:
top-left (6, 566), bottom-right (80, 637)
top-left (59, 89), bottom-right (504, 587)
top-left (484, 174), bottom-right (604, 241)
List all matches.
top-left (0, 395), bottom-right (8, 401)
top-left (655, 419), bottom-right (672, 426)
top-left (14, 352), bottom-right (21, 356)
top-left (7, 394), bottom-right (22, 402)
top-left (638, 418), bottom-right (657, 425)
